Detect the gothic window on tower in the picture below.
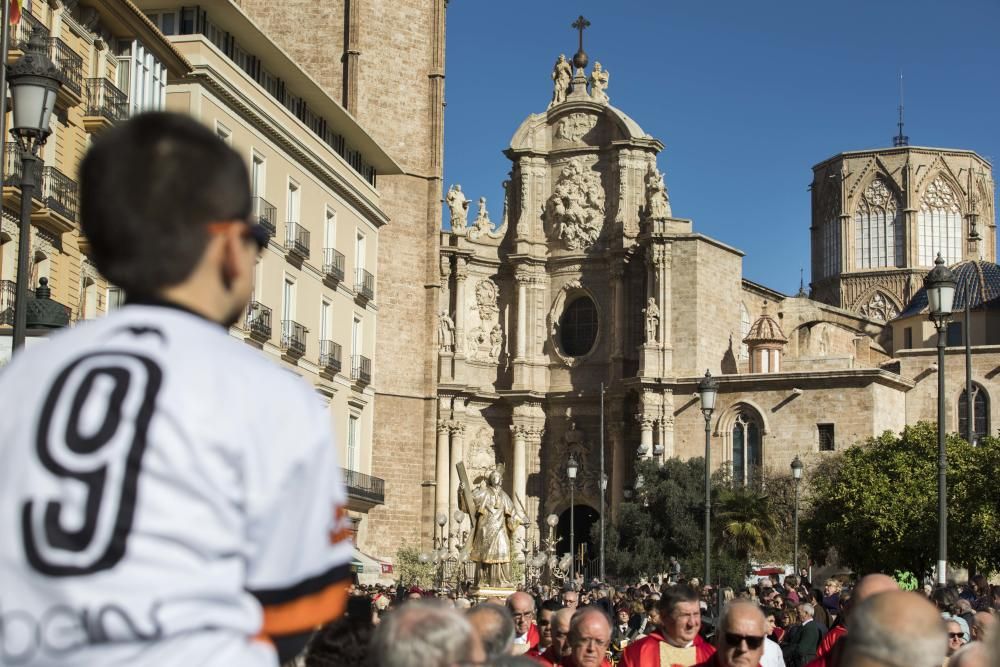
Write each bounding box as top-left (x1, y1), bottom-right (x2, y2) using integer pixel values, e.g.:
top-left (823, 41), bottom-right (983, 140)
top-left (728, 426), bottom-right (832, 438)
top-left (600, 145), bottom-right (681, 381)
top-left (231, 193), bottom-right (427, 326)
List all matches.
top-left (958, 384), bottom-right (989, 445)
top-left (918, 176), bottom-right (963, 265)
top-left (731, 411), bottom-right (762, 485)
top-left (820, 217), bottom-right (841, 278)
top-left (559, 295), bottom-right (598, 357)
top-left (855, 178), bottom-right (903, 269)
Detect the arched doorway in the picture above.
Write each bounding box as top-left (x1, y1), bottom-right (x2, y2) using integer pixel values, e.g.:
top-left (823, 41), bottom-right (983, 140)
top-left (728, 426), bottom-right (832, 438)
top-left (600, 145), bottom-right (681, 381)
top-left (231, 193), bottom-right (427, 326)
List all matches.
top-left (557, 504), bottom-right (599, 581)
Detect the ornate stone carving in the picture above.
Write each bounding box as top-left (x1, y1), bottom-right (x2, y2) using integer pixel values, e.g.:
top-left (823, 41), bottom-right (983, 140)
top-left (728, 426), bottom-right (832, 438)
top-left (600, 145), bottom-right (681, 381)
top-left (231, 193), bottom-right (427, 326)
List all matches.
top-left (446, 184), bottom-right (471, 232)
top-left (643, 297), bottom-right (659, 344)
top-left (858, 177), bottom-right (898, 217)
top-left (438, 311), bottom-right (455, 351)
top-left (858, 291), bottom-right (899, 322)
top-left (517, 164), bottom-right (530, 235)
top-left (1, 216), bottom-right (18, 239)
top-left (475, 279), bottom-right (499, 322)
top-left (548, 421), bottom-right (600, 497)
top-left (467, 279), bottom-right (502, 363)
top-left (589, 62), bottom-right (610, 104)
top-left (454, 255), bottom-right (469, 279)
top-left (499, 178), bottom-right (510, 234)
top-left (544, 157), bottom-right (606, 251)
top-left (549, 54), bottom-right (572, 109)
top-left (635, 414), bottom-right (655, 430)
top-left (921, 176), bottom-right (961, 213)
top-left (466, 426), bottom-right (498, 482)
top-left (555, 112), bottom-right (597, 142)
top-left (437, 420), bottom-right (452, 435)
top-left (488, 323), bottom-right (503, 360)
top-left (468, 197), bottom-right (492, 240)
top-left (450, 421), bottom-right (467, 435)
top-left (643, 164), bottom-right (672, 220)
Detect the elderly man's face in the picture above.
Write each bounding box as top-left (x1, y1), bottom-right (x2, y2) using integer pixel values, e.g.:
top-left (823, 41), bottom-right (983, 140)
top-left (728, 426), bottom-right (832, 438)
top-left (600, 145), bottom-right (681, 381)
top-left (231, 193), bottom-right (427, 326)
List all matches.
top-left (552, 613), bottom-right (572, 656)
top-left (662, 600), bottom-right (701, 644)
top-left (569, 613), bottom-right (612, 667)
top-left (508, 594), bottom-right (535, 636)
top-left (718, 606), bottom-right (767, 667)
top-left (562, 591), bottom-right (579, 609)
top-left (947, 621), bottom-right (966, 656)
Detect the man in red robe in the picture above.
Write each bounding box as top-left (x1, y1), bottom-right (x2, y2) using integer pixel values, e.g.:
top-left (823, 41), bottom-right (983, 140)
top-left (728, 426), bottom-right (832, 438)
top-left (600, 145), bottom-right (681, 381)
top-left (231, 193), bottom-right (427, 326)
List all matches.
top-left (693, 601), bottom-right (767, 667)
top-left (559, 608), bottom-right (613, 667)
top-left (508, 591), bottom-right (540, 654)
top-left (530, 607), bottom-right (573, 665)
top-left (621, 586), bottom-right (715, 667)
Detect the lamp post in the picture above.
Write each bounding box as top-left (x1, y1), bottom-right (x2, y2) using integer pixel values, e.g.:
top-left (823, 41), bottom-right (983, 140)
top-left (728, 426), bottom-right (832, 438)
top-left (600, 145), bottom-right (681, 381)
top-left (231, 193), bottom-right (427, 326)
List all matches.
top-left (698, 369), bottom-right (718, 588)
top-left (599, 382), bottom-right (605, 584)
top-left (7, 28), bottom-right (63, 352)
top-left (566, 453), bottom-right (578, 585)
top-left (790, 455), bottom-right (803, 573)
top-left (434, 512), bottom-right (448, 589)
top-left (925, 253), bottom-right (955, 585)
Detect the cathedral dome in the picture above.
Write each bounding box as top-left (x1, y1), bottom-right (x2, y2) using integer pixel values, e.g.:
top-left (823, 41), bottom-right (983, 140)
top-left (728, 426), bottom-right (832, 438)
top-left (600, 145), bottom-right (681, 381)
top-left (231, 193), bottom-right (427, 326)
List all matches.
top-left (742, 303), bottom-right (788, 345)
top-left (897, 260), bottom-right (1000, 318)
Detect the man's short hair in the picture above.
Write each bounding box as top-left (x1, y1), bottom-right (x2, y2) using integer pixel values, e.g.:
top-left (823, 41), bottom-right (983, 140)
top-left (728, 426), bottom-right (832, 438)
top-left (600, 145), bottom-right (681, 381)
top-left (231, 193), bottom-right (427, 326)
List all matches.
top-left (658, 585), bottom-right (699, 615)
top-left (371, 600), bottom-right (477, 667)
top-left (78, 112), bottom-right (252, 299)
top-left (799, 602), bottom-right (815, 617)
top-left (466, 603), bottom-right (515, 659)
top-left (568, 607), bottom-right (612, 645)
top-left (540, 599), bottom-right (563, 613)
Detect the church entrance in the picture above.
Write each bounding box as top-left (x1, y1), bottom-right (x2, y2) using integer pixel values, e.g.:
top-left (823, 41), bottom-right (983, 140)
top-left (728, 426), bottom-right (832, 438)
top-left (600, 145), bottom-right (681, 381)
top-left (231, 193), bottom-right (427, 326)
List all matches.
top-left (557, 504), bottom-right (600, 582)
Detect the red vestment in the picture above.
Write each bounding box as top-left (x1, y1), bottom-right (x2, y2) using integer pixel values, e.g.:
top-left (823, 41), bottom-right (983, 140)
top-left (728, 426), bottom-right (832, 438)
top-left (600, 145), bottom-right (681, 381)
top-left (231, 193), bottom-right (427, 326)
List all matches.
top-left (804, 624), bottom-right (846, 667)
top-left (559, 656), bottom-right (612, 667)
top-left (619, 631), bottom-right (716, 667)
top-left (527, 645), bottom-right (561, 666)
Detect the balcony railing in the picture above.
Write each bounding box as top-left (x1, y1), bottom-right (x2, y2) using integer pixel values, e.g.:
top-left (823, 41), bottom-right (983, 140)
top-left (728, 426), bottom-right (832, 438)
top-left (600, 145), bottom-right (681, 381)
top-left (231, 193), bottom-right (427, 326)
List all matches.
top-left (341, 467), bottom-right (385, 506)
top-left (252, 196), bottom-right (277, 237)
top-left (281, 319), bottom-right (307, 357)
top-left (50, 37), bottom-right (83, 96)
top-left (40, 167), bottom-right (78, 222)
top-left (355, 268), bottom-right (374, 301)
top-left (84, 78), bottom-right (128, 123)
top-left (245, 300), bottom-right (272, 340)
top-left (284, 221), bottom-right (310, 259)
top-left (322, 248), bottom-right (345, 282)
top-left (3, 143), bottom-right (43, 188)
top-left (1, 279), bottom-right (72, 325)
top-left (319, 339), bottom-right (342, 373)
top-left (351, 354), bottom-right (371, 384)
top-left (10, 12), bottom-right (48, 52)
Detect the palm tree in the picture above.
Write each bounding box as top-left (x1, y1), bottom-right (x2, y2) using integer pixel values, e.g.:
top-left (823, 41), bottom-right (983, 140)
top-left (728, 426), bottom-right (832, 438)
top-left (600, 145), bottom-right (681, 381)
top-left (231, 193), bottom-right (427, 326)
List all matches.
top-left (714, 487), bottom-right (778, 564)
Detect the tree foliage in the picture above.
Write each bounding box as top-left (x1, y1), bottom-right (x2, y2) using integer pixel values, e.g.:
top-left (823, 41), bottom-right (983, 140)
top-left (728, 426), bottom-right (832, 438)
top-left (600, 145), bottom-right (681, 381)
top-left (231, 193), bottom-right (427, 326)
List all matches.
top-left (802, 422), bottom-right (1000, 577)
top-left (394, 546), bottom-right (436, 587)
top-left (715, 487), bottom-right (778, 563)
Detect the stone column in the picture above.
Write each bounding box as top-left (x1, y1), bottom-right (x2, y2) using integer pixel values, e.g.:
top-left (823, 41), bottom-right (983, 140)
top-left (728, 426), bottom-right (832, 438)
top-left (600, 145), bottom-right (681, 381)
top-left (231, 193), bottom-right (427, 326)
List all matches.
top-left (449, 422), bottom-right (466, 552)
top-left (610, 262), bottom-right (625, 380)
top-left (516, 270), bottom-right (528, 360)
top-left (636, 414), bottom-right (655, 459)
top-left (454, 256), bottom-right (468, 358)
top-left (511, 424), bottom-right (528, 551)
top-left (436, 420), bottom-right (451, 539)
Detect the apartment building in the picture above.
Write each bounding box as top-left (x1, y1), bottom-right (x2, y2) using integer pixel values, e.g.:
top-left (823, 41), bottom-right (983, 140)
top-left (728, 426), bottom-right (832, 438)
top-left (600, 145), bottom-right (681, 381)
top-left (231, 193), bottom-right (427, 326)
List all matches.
top-left (134, 1), bottom-right (401, 558)
top-left (0, 0), bottom-right (187, 359)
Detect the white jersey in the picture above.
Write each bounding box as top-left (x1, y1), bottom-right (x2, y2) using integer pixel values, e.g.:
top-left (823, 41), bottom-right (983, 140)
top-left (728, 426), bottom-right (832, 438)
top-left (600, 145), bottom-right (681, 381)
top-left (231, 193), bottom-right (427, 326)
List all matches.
top-left (0, 304), bottom-right (353, 666)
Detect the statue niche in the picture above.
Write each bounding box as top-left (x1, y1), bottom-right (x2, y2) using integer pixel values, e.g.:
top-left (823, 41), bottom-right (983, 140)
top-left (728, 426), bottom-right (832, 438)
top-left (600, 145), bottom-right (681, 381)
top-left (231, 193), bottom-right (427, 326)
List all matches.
top-left (544, 157), bottom-right (606, 251)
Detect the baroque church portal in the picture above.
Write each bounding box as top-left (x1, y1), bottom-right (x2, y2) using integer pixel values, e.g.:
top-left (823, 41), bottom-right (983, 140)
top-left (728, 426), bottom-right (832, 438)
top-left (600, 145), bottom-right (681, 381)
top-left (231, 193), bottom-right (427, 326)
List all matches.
top-left (434, 35), bottom-right (999, 566)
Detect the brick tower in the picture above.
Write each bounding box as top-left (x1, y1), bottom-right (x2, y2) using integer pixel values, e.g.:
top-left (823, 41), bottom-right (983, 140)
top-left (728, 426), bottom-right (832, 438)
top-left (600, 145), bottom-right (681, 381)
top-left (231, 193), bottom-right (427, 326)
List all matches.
top-left (239, 0), bottom-right (446, 558)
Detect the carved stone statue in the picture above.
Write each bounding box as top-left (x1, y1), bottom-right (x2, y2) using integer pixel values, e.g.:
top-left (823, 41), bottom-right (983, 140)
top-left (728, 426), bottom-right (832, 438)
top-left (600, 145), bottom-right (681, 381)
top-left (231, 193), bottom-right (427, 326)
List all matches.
top-left (446, 184), bottom-right (471, 232)
top-left (488, 323), bottom-right (503, 360)
top-left (549, 54), bottom-right (572, 109)
top-left (643, 297), bottom-right (660, 344)
top-left (438, 311), bottom-right (455, 351)
top-left (468, 196), bottom-right (492, 240)
top-left (544, 157), bottom-right (606, 251)
top-left (458, 468), bottom-right (523, 588)
top-left (589, 62), bottom-right (610, 104)
top-left (644, 164), bottom-right (672, 220)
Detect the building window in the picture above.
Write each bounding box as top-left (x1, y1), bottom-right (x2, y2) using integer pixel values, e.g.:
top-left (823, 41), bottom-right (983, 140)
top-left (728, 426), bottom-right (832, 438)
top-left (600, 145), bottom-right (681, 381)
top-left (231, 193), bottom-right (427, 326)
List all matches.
top-left (282, 277), bottom-right (295, 322)
top-left (732, 411), bottom-right (762, 485)
top-left (117, 40), bottom-right (167, 114)
top-left (347, 414), bottom-right (360, 472)
top-left (107, 286), bottom-right (125, 311)
top-left (324, 209), bottom-right (337, 250)
top-left (352, 315), bottom-right (362, 357)
top-left (251, 154), bottom-right (266, 198)
top-left (903, 327), bottom-right (913, 349)
top-left (819, 217), bottom-right (841, 279)
top-left (918, 176), bottom-right (962, 265)
top-left (215, 121), bottom-right (231, 144)
top-left (958, 385), bottom-right (989, 445)
top-left (320, 300), bottom-right (331, 342)
top-left (559, 296), bottom-right (598, 357)
top-left (286, 180), bottom-right (300, 224)
top-left (818, 423), bottom-right (835, 451)
top-left (355, 230), bottom-right (366, 273)
top-left (946, 322), bottom-right (962, 347)
top-left (855, 177), bottom-right (903, 269)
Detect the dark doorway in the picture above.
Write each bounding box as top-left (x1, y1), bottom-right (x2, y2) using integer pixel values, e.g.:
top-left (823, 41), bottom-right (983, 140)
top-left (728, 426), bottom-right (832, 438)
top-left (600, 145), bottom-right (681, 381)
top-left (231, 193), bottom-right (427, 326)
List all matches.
top-left (558, 504), bottom-right (599, 580)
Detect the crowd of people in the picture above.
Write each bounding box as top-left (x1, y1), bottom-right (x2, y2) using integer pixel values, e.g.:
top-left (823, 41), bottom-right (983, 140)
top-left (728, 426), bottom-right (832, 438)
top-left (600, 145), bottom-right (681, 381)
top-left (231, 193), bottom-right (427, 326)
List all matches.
top-left (288, 572), bottom-right (1000, 667)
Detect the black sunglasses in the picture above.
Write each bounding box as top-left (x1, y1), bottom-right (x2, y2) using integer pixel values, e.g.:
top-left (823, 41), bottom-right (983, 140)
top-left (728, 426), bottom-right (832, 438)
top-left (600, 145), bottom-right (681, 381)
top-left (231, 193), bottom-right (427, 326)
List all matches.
top-left (948, 632), bottom-right (965, 639)
top-left (724, 633), bottom-right (765, 650)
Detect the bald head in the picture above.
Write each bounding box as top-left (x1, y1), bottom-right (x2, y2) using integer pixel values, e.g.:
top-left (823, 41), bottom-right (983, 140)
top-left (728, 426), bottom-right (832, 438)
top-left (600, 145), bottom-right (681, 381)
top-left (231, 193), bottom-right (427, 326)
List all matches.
top-left (971, 610), bottom-right (996, 642)
top-left (550, 608), bottom-right (575, 656)
top-left (842, 591), bottom-right (946, 667)
top-left (948, 641), bottom-right (989, 667)
top-left (716, 602), bottom-right (767, 667)
top-left (568, 609), bottom-right (612, 667)
top-left (506, 591), bottom-right (536, 637)
top-left (852, 574), bottom-right (899, 604)
top-left (467, 603), bottom-right (515, 659)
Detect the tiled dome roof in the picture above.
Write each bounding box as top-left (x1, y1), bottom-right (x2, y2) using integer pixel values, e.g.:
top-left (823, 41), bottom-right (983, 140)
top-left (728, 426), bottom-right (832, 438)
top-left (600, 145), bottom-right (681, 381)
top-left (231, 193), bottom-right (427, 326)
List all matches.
top-left (743, 302), bottom-right (788, 345)
top-left (897, 260), bottom-right (1000, 319)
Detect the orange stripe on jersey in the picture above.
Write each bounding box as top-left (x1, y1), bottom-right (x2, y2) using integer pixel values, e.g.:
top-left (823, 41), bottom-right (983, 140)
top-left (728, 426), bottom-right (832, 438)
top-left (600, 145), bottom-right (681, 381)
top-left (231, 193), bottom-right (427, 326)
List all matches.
top-left (259, 578), bottom-right (350, 637)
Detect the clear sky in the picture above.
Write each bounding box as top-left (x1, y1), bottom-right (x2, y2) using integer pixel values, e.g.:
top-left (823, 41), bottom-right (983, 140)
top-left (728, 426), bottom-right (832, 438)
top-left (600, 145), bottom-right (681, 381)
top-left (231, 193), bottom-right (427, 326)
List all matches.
top-left (442, 0), bottom-right (1000, 295)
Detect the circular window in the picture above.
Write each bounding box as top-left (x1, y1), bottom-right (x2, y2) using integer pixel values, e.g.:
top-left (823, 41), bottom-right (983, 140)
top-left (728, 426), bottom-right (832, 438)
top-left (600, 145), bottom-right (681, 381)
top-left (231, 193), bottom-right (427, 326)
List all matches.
top-left (559, 296), bottom-right (598, 357)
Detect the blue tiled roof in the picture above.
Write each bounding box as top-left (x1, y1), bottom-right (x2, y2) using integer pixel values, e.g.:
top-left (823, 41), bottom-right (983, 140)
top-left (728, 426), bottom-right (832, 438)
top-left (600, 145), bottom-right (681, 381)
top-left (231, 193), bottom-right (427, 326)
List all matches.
top-left (897, 260), bottom-right (1000, 319)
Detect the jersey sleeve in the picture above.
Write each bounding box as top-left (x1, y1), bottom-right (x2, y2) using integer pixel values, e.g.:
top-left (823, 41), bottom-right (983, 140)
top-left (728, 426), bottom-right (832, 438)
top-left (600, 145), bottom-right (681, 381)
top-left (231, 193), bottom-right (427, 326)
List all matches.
top-left (244, 386), bottom-right (353, 641)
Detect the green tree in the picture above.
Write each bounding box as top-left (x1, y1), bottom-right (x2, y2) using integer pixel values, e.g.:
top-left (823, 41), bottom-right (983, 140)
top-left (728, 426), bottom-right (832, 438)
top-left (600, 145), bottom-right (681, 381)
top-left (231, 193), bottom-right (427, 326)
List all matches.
top-left (714, 486), bottom-right (778, 563)
top-left (394, 546), bottom-right (436, 587)
top-left (802, 422), bottom-right (1000, 577)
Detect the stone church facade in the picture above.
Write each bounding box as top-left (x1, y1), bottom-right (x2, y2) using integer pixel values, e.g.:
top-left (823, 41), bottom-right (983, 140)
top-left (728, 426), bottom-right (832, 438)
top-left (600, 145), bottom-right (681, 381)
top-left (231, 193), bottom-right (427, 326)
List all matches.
top-left (434, 53), bottom-right (999, 559)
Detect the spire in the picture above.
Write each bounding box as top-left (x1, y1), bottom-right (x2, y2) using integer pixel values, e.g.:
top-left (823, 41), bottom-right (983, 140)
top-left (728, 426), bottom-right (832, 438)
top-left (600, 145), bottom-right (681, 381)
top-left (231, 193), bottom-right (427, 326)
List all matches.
top-left (893, 71), bottom-right (909, 147)
top-left (797, 268), bottom-right (808, 297)
top-left (571, 15), bottom-right (591, 72)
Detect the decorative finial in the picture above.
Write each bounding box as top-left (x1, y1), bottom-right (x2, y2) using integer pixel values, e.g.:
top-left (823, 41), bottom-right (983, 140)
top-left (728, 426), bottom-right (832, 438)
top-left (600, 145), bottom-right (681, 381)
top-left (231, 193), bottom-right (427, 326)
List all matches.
top-left (36, 276), bottom-right (51, 299)
top-left (571, 15), bottom-right (590, 72)
top-left (893, 71), bottom-right (909, 147)
top-left (797, 268), bottom-right (808, 297)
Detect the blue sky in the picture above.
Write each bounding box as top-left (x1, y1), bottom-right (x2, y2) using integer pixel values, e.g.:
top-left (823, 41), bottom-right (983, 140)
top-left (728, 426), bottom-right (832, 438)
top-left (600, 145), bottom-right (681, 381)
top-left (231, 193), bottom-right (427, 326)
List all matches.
top-left (442, 0), bottom-right (1000, 295)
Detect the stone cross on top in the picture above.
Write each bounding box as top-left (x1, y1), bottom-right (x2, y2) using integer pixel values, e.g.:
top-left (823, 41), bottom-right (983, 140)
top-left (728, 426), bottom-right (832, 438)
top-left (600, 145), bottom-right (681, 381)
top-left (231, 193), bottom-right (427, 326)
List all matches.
top-left (571, 15), bottom-right (590, 71)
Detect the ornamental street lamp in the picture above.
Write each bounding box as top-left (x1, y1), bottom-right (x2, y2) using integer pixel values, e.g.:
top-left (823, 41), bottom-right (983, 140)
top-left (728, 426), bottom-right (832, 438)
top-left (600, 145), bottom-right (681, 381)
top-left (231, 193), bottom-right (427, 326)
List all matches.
top-left (7, 28), bottom-right (63, 352)
top-left (566, 453), bottom-right (578, 585)
top-left (599, 471), bottom-right (607, 583)
top-left (790, 455), bottom-right (804, 573)
top-left (925, 253), bottom-right (955, 585)
top-left (698, 369), bottom-right (719, 588)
